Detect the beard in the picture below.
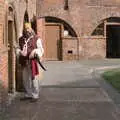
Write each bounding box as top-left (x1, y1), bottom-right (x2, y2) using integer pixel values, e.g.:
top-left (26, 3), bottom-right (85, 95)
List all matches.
top-left (23, 30), bottom-right (35, 39)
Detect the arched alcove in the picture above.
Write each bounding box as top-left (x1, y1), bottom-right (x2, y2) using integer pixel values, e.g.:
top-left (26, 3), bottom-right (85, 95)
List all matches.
top-left (39, 16), bottom-right (79, 60)
top-left (91, 17), bottom-right (120, 36)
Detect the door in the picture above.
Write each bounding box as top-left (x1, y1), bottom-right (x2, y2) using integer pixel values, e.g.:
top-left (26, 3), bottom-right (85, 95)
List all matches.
top-left (45, 23), bottom-right (62, 60)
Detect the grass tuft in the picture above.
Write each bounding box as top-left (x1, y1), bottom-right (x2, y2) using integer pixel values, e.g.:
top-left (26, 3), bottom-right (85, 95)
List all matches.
top-left (102, 69), bottom-right (120, 93)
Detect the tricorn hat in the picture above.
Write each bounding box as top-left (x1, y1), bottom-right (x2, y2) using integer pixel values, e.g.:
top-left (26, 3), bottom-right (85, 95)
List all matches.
top-left (24, 22), bottom-right (31, 29)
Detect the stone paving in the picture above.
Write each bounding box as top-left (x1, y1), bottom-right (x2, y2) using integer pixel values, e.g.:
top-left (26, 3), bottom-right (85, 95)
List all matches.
top-left (1, 60), bottom-right (120, 120)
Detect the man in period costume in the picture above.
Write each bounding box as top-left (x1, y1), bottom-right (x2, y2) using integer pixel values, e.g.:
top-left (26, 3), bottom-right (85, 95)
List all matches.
top-left (16, 23), bottom-right (44, 102)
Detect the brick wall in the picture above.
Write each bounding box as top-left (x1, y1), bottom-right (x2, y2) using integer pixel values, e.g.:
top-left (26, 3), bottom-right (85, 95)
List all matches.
top-left (62, 36), bottom-right (106, 60)
top-left (62, 37), bottom-right (78, 60)
top-left (80, 36), bottom-right (106, 59)
top-left (0, 0), bottom-right (37, 113)
top-left (37, 0), bottom-right (120, 59)
top-left (37, 18), bottom-right (45, 41)
top-left (0, 0), bottom-right (8, 113)
top-left (6, 0), bottom-right (37, 92)
top-left (37, 18), bottom-right (46, 59)
top-left (0, 0), bottom-right (8, 89)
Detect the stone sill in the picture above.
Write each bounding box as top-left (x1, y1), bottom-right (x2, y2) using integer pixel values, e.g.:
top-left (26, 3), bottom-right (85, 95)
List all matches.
top-left (63, 36), bottom-right (106, 39)
top-left (62, 37), bottom-right (78, 40)
top-left (87, 4), bottom-right (120, 8)
top-left (80, 36), bottom-right (106, 39)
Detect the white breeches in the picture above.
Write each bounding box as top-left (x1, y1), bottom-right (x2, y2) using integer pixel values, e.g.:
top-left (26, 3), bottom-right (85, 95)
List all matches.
top-left (22, 64), bottom-right (43, 99)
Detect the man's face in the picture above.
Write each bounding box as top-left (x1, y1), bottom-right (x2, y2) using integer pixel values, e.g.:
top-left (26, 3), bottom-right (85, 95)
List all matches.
top-left (26, 27), bottom-right (32, 33)
top-left (23, 28), bottom-right (32, 38)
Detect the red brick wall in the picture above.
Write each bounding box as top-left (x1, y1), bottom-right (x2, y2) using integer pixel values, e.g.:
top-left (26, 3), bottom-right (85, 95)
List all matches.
top-left (37, 0), bottom-right (120, 59)
top-left (37, 18), bottom-right (46, 59)
top-left (0, 54), bottom-right (8, 88)
top-left (62, 37), bottom-right (78, 60)
top-left (37, 18), bottom-right (45, 40)
top-left (0, 1), bottom-right (8, 87)
top-left (0, 0), bottom-right (8, 113)
top-left (62, 36), bottom-right (106, 60)
top-left (80, 36), bottom-right (106, 59)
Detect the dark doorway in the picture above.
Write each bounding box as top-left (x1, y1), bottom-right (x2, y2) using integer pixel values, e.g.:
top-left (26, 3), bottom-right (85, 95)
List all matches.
top-left (106, 25), bottom-right (120, 58)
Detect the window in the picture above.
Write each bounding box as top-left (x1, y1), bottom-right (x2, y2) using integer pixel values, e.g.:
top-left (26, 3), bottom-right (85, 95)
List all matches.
top-left (91, 23), bottom-right (104, 36)
top-left (64, 0), bottom-right (69, 10)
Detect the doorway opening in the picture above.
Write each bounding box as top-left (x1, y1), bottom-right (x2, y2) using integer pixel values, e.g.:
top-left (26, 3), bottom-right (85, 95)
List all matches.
top-left (106, 25), bottom-right (120, 58)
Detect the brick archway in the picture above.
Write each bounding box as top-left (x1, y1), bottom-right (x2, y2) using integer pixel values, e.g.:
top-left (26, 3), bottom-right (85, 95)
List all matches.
top-left (37, 16), bottom-right (79, 61)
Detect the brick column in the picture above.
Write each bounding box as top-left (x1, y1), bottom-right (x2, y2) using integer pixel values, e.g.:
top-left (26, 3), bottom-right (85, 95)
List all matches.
top-left (37, 17), bottom-right (46, 59)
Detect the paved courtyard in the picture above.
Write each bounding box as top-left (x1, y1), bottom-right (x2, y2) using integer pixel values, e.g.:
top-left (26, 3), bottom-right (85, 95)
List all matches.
top-left (1, 59), bottom-right (120, 120)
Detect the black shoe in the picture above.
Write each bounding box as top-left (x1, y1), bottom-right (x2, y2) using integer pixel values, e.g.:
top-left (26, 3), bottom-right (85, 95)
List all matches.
top-left (30, 98), bottom-right (39, 103)
top-left (20, 97), bottom-right (32, 101)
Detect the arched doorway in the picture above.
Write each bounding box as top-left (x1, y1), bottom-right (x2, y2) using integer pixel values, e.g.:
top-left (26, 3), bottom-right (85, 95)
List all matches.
top-left (44, 16), bottom-right (78, 60)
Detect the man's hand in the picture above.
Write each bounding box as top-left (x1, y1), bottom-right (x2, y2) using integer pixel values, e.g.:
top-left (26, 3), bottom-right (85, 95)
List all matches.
top-left (16, 48), bottom-right (21, 55)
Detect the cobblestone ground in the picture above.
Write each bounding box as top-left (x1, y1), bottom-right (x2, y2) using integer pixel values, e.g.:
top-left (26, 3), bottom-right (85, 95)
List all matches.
top-left (1, 88), bottom-right (120, 120)
top-left (1, 60), bottom-right (120, 120)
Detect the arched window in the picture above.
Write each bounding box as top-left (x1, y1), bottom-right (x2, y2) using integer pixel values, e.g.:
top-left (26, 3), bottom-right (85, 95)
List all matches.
top-left (91, 22), bottom-right (104, 36)
top-left (91, 17), bottom-right (120, 36)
